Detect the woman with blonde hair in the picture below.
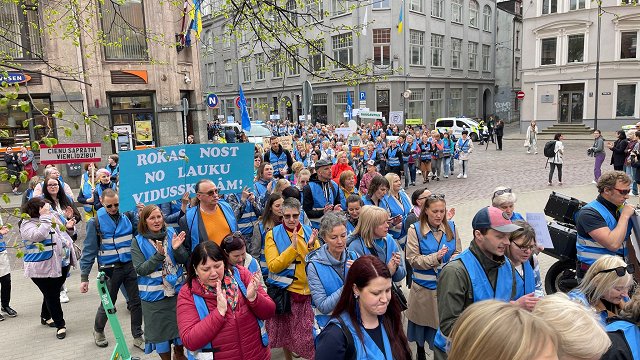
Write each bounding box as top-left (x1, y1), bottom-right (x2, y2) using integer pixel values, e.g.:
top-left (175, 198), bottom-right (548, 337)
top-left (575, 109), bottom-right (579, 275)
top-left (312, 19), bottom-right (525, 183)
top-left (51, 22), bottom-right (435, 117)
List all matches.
top-left (384, 172), bottom-right (412, 249)
top-left (448, 300), bottom-right (558, 360)
top-left (273, 178), bottom-right (291, 195)
top-left (338, 170), bottom-right (358, 209)
top-left (603, 291), bottom-right (640, 360)
top-left (491, 186), bottom-right (524, 221)
top-left (568, 255), bottom-right (634, 324)
top-left (534, 293), bottom-right (611, 360)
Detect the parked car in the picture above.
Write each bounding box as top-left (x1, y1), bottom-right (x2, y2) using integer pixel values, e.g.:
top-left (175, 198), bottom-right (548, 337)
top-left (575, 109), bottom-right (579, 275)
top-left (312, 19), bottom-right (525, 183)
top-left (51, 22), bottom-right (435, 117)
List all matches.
top-left (220, 122), bottom-right (271, 144)
top-left (434, 117), bottom-right (481, 141)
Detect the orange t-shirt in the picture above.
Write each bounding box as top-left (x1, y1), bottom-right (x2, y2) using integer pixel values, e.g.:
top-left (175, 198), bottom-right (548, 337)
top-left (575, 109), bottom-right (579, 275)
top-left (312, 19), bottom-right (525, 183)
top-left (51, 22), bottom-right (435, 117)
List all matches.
top-left (200, 207), bottom-right (231, 245)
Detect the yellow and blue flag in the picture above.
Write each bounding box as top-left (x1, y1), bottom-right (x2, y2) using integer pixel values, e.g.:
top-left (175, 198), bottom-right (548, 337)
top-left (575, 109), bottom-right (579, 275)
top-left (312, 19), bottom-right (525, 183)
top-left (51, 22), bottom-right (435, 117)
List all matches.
top-left (189, 0), bottom-right (202, 39)
top-left (398, 1), bottom-right (404, 33)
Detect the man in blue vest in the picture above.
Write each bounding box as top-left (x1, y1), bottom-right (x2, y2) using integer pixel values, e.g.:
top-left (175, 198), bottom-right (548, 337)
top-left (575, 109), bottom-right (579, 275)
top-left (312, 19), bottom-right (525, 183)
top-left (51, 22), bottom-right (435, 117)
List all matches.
top-left (576, 170), bottom-right (636, 280)
top-left (303, 159), bottom-right (342, 229)
top-left (79, 189), bottom-right (144, 349)
top-left (385, 139), bottom-right (403, 176)
top-left (433, 206), bottom-right (521, 360)
top-left (226, 186), bottom-right (263, 240)
top-left (263, 136), bottom-right (293, 179)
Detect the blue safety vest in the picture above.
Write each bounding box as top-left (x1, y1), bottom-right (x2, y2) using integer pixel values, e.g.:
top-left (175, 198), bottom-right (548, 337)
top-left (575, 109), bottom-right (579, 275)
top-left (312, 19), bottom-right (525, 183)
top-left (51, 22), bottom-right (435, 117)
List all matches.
top-left (411, 221), bottom-right (456, 290)
top-left (269, 151), bottom-right (288, 176)
top-left (514, 260), bottom-right (536, 299)
top-left (606, 320), bottom-right (640, 360)
top-left (95, 207), bottom-right (133, 266)
top-left (236, 197), bottom-right (259, 237)
top-left (456, 138), bottom-right (471, 153)
top-left (510, 212), bottom-right (525, 221)
top-left (22, 231), bottom-right (55, 263)
top-left (363, 149), bottom-right (378, 163)
top-left (418, 141), bottom-right (431, 161)
top-left (109, 164), bottom-right (120, 179)
top-left (362, 195), bottom-right (390, 211)
top-left (80, 172), bottom-right (96, 213)
top-left (258, 223), bottom-right (269, 277)
top-left (386, 147), bottom-right (400, 167)
top-left (307, 181), bottom-right (339, 229)
top-left (135, 227), bottom-right (185, 302)
top-left (346, 219), bottom-right (356, 237)
top-left (568, 289), bottom-right (609, 325)
top-left (307, 249), bottom-right (358, 338)
top-left (163, 201), bottom-right (182, 230)
top-left (401, 142), bottom-right (417, 162)
top-left (246, 255), bottom-right (260, 274)
top-left (385, 192), bottom-right (411, 247)
top-left (434, 249), bottom-right (514, 352)
top-left (328, 313), bottom-right (393, 360)
top-left (189, 267), bottom-right (268, 360)
top-left (339, 187), bottom-right (359, 210)
top-left (0, 235), bottom-right (5, 252)
top-left (96, 182), bottom-right (117, 199)
top-left (577, 200), bottom-right (630, 266)
top-left (185, 202), bottom-right (237, 251)
top-left (266, 224), bottom-right (311, 288)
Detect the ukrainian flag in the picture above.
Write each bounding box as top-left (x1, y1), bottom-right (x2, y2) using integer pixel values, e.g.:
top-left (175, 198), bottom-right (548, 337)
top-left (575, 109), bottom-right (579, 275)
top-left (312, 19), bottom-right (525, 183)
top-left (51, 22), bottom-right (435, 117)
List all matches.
top-left (189, 0), bottom-right (202, 39)
top-left (397, 1), bottom-right (404, 33)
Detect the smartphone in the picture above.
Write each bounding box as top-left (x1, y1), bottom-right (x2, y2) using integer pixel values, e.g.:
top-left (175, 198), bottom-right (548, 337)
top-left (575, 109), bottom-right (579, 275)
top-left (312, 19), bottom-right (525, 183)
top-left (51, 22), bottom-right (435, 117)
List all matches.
top-left (390, 214), bottom-right (403, 225)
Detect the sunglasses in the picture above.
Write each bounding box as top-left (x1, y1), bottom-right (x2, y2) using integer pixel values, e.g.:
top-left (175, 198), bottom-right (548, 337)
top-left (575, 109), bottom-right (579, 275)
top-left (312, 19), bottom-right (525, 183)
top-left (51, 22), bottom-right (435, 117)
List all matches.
top-left (613, 188), bottom-right (631, 196)
top-left (283, 213), bottom-right (300, 219)
top-left (105, 203), bottom-right (119, 209)
top-left (492, 188), bottom-right (512, 200)
top-left (198, 189), bottom-right (219, 196)
top-left (428, 194), bottom-right (445, 200)
top-left (596, 264), bottom-right (635, 277)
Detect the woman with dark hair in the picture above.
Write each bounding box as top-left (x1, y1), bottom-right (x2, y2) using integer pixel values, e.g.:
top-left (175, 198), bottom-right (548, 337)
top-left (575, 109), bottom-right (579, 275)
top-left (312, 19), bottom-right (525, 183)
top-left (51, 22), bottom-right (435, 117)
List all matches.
top-left (42, 175), bottom-right (81, 226)
top-left (20, 197), bottom-right (77, 339)
top-left (250, 193), bottom-right (283, 275)
top-left (315, 255), bottom-right (412, 360)
top-left (548, 133), bottom-right (565, 186)
top-left (131, 205), bottom-right (189, 360)
top-left (608, 130), bottom-right (629, 171)
top-left (177, 242), bottom-right (275, 360)
top-left (220, 232), bottom-right (265, 290)
top-left (362, 175), bottom-right (390, 209)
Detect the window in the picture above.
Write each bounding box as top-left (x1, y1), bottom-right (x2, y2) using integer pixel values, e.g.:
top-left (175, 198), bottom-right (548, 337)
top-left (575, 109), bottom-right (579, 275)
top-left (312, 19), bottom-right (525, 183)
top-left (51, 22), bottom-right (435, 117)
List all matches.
top-left (451, 0), bottom-right (462, 23)
top-left (288, 47), bottom-right (300, 76)
top-left (542, 0), bottom-right (557, 14)
top-left (468, 42), bottom-right (478, 70)
top-left (332, 33), bottom-right (353, 68)
top-left (224, 60), bottom-right (233, 84)
top-left (431, 34), bottom-right (444, 67)
top-left (449, 88), bottom-right (462, 116)
top-left (432, 0), bottom-right (443, 17)
top-left (430, 89), bottom-right (443, 121)
top-left (621, 31), bottom-right (638, 59)
top-left (0, 1), bottom-right (43, 60)
top-left (0, 97), bottom-right (54, 147)
top-left (567, 34), bottom-right (584, 63)
top-left (224, 32), bottom-right (232, 48)
top-left (482, 5), bottom-right (491, 31)
top-left (101, 0), bottom-right (147, 60)
top-left (255, 54), bottom-right (265, 80)
top-left (569, 0), bottom-right (585, 10)
top-left (617, 84), bottom-right (636, 117)
top-left (482, 44), bottom-right (490, 71)
top-left (410, 30), bottom-right (425, 65)
top-left (242, 57), bottom-right (251, 83)
top-left (467, 89), bottom-right (477, 116)
top-left (211, 0), bottom-right (222, 13)
top-left (451, 38), bottom-right (462, 69)
top-left (408, 89), bottom-right (424, 120)
top-left (373, 29), bottom-right (391, 66)
top-left (515, 58), bottom-right (520, 80)
top-left (308, 39), bottom-right (326, 72)
top-left (469, 1), bottom-right (479, 27)
top-left (332, 0), bottom-right (349, 15)
top-left (306, 0), bottom-right (324, 20)
top-left (207, 63), bottom-right (216, 87)
top-left (410, 0), bottom-right (424, 13)
top-left (271, 50), bottom-right (283, 78)
top-left (335, 91), bottom-right (354, 122)
top-left (373, 0), bottom-right (390, 9)
top-left (541, 38), bottom-right (557, 65)
top-left (313, 93), bottom-right (328, 124)
top-left (285, 0), bottom-right (298, 26)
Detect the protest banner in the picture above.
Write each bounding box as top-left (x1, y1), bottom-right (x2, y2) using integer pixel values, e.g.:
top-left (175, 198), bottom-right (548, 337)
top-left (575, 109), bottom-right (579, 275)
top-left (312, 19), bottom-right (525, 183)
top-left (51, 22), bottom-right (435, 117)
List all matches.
top-left (262, 135), bottom-right (293, 151)
top-left (335, 127), bottom-right (354, 139)
top-left (40, 143), bottom-right (102, 165)
top-left (118, 143), bottom-right (254, 211)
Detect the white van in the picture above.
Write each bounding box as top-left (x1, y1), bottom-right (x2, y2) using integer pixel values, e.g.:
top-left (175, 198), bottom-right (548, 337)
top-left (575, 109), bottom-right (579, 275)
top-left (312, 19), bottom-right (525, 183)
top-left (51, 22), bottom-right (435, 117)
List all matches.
top-left (434, 117), bottom-right (480, 141)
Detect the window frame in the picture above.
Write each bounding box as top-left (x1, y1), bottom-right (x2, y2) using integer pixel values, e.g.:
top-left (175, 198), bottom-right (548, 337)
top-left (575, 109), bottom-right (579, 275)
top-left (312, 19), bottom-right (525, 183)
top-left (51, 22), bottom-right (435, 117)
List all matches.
top-left (241, 57), bottom-right (252, 83)
top-left (410, 30), bottom-right (425, 66)
top-left (255, 53), bottom-right (265, 80)
top-left (430, 88), bottom-right (444, 121)
top-left (431, 34), bottom-right (444, 67)
top-left (468, 42), bottom-right (478, 70)
top-left (308, 39), bottom-right (326, 73)
top-left (373, 0), bottom-right (390, 9)
top-left (567, 34), bottom-right (585, 63)
top-left (451, 38), bottom-right (462, 69)
top-left (482, 5), bottom-right (491, 32)
top-left (540, 37), bottom-right (558, 66)
top-left (482, 44), bottom-right (491, 71)
top-left (373, 28), bottom-right (392, 67)
top-left (409, 0), bottom-right (424, 13)
top-left (619, 30), bottom-right (639, 60)
top-left (541, 0), bottom-right (558, 15)
top-left (451, 0), bottom-right (463, 24)
top-left (615, 82), bottom-right (638, 118)
top-left (100, 0), bottom-right (149, 60)
top-left (449, 88), bottom-right (463, 116)
top-left (431, 0), bottom-right (444, 18)
top-left (332, 0), bottom-right (349, 16)
top-left (0, 1), bottom-right (43, 60)
top-left (469, 0), bottom-right (479, 28)
top-left (332, 32), bottom-right (354, 69)
top-left (224, 60), bottom-right (233, 85)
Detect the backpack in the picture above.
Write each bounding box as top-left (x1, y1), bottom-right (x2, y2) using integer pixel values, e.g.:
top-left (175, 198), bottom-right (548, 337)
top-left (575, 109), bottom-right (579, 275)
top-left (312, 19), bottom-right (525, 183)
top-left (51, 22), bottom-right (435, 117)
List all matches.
top-left (543, 140), bottom-right (557, 158)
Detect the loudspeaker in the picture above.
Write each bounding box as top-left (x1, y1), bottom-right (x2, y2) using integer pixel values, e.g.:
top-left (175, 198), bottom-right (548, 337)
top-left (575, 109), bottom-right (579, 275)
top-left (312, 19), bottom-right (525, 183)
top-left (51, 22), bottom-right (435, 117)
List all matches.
top-left (545, 222), bottom-right (578, 260)
top-left (544, 192), bottom-right (586, 225)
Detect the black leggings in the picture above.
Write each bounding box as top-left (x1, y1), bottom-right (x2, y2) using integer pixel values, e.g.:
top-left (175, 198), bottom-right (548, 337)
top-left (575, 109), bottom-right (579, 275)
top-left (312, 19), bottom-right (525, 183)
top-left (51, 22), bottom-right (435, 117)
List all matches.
top-left (0, 273), bottom-right (10, 307)
top-left (549, 163), bottom-right (563, 183)
top-left (31, 265), bottom-right (70, 329)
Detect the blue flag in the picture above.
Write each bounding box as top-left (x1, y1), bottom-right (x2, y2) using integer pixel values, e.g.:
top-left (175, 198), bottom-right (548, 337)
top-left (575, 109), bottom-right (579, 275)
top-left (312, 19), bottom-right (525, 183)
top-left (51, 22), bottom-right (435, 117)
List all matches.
top-left (346, 90), bottom-right (353, 121)
top-left (239, 85), bottom-right (251, 132)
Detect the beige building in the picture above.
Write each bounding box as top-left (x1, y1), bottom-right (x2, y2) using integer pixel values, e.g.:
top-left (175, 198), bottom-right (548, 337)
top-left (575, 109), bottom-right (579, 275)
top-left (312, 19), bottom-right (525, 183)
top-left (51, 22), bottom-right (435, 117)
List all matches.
top-left (0, 0), bottom-right (205, 184)
top-left (520, 0), bottom-right (639, 131)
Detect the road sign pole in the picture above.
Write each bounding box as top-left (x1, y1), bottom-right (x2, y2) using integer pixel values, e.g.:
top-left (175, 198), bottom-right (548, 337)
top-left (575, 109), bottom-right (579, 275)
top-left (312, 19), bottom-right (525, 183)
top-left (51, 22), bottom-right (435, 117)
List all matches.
top-left (182, 97), bottom-right (188, 144)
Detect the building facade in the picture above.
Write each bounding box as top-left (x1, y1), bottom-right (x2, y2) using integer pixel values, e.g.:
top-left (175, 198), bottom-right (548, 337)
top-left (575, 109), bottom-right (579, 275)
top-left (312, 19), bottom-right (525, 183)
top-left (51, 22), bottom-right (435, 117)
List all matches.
top-left (494, 0), bottom-right (523, 123)
top-left (200, 0), bottom-right (497, 127)
top-left (520, 0), bottom-right (640, 131)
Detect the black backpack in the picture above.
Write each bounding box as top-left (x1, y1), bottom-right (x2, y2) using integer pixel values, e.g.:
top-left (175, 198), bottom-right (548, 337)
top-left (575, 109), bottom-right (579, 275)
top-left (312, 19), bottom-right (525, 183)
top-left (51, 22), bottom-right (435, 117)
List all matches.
top-left (543, 140), bottom-right (557, 158)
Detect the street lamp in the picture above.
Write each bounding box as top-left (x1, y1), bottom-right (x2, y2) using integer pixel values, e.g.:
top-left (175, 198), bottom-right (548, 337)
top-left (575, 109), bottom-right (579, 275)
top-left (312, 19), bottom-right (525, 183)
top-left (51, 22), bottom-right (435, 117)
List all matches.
top-left (594, 1), bottom-right (602, 130)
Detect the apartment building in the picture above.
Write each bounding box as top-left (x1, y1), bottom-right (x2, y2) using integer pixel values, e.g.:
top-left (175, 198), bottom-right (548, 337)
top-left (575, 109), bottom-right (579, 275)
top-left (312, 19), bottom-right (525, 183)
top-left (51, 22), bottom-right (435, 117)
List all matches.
top-left (494, 0), bottom-right (523, 123)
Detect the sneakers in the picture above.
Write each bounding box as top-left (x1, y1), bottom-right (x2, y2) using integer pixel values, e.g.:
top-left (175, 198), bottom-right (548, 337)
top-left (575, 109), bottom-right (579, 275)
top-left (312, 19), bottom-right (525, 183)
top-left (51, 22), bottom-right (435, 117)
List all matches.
top-left (94, 331), bottom-right (109, 347)
top-left (592, 180), bottom-right (598, 184)
top-left (463, 174), bottom-right (468, 179)
top-left (1, 306), bottom-right (17, 317)
top-left (133, 336), bottom-right (145, 350)
top-left (457, 173), bottom-right (463, 179)
top-left (60, 290), bottom-right (69, 303)
top-left (0, 313), bottom-right (4, 321)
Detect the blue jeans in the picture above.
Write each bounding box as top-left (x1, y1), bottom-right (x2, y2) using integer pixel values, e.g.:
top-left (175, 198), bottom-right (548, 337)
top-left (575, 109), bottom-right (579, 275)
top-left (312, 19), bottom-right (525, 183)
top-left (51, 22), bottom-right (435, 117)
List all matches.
top-left (625, 165), bottom-right (638, 194)
top-left (443, 157), bottom-right (451, 177)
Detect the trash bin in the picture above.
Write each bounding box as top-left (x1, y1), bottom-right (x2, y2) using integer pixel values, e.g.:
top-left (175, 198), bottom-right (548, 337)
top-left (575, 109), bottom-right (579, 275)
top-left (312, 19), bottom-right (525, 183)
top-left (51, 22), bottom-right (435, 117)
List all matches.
top-left (66, 163), bottom-right (82, 177)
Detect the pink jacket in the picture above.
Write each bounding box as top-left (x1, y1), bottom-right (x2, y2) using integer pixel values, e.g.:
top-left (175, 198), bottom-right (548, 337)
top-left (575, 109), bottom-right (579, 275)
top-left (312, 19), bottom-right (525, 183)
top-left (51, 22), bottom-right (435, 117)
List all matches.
top-left (20, 214), bottom-right (77, 278)
top-left (177, 265), bottom-right (275, 360)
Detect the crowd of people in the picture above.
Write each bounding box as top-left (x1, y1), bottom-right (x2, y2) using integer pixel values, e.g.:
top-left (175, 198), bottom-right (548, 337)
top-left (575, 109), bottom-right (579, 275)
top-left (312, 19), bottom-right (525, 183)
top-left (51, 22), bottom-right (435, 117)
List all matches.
top-left (0, 118), bottom-right (639, 360)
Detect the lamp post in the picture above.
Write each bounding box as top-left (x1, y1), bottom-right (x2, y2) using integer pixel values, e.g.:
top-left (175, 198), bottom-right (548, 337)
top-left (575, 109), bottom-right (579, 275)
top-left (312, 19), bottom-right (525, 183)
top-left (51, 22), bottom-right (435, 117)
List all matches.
top-left (594, 1), bottom-right (602, 130)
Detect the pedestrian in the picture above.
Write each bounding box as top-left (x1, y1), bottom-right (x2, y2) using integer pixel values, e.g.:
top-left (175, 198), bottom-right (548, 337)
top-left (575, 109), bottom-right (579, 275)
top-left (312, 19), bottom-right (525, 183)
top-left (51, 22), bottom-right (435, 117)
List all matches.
top-left (362, 174), bottom-right (390, 209)
top-left (91, 168), bottom-right (118, 211)
top-left (132, 205), bottom-right (189, 360)
top-left (384, 173), bottom-right (411, 249)
top-left (186, 134), bottom-right (196, 144)
top-left (548, 133), bottom-right (564, 186)
top-left (21, 198), bottom-right (77, 339)
top-left (358, 160), bottom-right (381, 196)
top-left (344, 194), bottom-right (363, 236)
top-left (624, 130), bottom-right (640, 195)
top-left (487, 116), bottom-right (496, 144)
top-left (506, 221), bottom-right (544, 300)
top-left (385, 139), bottom-right (403, 176)
top-left (32, 166), bottom-right (74, 199)
top-left (524, 120), bottom-right (538, 154)
top-left (77, 163), bottom-right (99, 221)
top-left (455, 131), bottom-right (474, 179)
top-left (314, 255), bottom-right (412, 360)
top-left (429, 131), bottom-right (444, 181)
top-left (264, 137), bottom-right (294, 179)
top-left (0, 225), bottom-right (16, 321)
top-left (264, 198), bottom-right (319, 360)
top-left (302, 158), bottom-right (342, 229)
top-left (406, 194), bottom-right (461, 360)
top-left (589, 129), bottom-right (606, 183)
top-left (177, 242), bottom-right (274, 360)
top-left (602, 291), bottom-right (640, 360)
top-left (19, 145), bottom-right (37, 179)
top-left (4, 147), bottom-right (22, 195)
top-left (495, 119), bottom-right (505, 150)
top-left (447, 301), bottom-right (558, 360)
top-left (338, 170), bottom-right (358, 210)
top-left (252, 193), bottom-right (283, 275)
top-left (21, 175), bottom-right (40, 208)
top-left (491, 186), bottom-right (524, 221)
top-left (608, 130), bottom-right (629, 171)
top-left (254, 162), bottom-right (276, 206)
top-left (418, 134), bottom-right (432, 184)
top-left (441, 132), bottom-right (453, 179)
top-left (331, 151), bottom-right (355, 184)
top-left (106, 154), bottom-right (120, 184)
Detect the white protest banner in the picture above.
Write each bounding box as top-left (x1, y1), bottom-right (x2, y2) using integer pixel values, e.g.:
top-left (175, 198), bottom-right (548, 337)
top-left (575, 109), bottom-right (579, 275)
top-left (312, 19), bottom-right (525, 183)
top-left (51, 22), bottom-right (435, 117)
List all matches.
top-left (40, 143), bottom-right (102, 165)
top-left (335, 127), bottom-right (354, 138)
top-left (526, 212), bottom-right (554, 249)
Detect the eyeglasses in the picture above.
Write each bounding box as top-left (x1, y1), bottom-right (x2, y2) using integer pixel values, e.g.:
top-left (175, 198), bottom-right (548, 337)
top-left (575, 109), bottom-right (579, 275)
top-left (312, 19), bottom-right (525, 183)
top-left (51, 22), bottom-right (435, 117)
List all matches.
top-left (47, 183), bottom-right (59, 187)
top-left (198, 189), bottom-right (219, 197)
top-left (492, 188), bottom-right (512, 200)
top-left (283, 213), bottom-right (300, 219)
top-left (105, 203), bottom-right (119, 209)
top-left (511, 241), bottom-right (536, 252)
top-left (596, 264), bottom-right (635, 277)
top-left (613, 188), bottom-right (631, 196)
top-left (428, 194), bottom-right (445, 200)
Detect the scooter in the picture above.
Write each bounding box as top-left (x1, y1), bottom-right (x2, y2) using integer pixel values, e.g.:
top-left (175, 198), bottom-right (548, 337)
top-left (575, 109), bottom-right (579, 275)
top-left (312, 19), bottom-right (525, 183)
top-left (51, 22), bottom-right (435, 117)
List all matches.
top-left (96, 271), bottom-right (141, 360)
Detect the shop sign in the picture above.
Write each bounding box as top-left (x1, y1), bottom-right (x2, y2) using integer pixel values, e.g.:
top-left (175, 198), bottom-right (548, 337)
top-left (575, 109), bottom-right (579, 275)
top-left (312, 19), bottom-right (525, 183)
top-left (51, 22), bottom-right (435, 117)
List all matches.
top-left (0, 72), bottom-right (31, 85)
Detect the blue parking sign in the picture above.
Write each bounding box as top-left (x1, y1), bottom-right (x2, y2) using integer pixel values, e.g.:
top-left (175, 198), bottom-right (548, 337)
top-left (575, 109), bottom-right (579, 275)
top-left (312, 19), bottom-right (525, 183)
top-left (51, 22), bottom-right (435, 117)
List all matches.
top-left (206, 93), bottom-right (219, 108)
top-left (359, 91), bottom-right (366, 101)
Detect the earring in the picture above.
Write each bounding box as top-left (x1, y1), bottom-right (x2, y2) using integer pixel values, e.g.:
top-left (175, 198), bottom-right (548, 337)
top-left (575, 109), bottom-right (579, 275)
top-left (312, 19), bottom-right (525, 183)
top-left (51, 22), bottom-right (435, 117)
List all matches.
top-left (354, 293), bottom-right (359, 299)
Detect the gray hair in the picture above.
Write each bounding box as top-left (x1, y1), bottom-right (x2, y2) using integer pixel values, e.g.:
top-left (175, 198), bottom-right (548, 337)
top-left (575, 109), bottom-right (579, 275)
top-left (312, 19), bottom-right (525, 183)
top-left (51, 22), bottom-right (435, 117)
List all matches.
top-left (43, 166), bottom-right (59, 177)
top-left (282, 197), bottom-right (301, 212)
top-left (319, 212), bottom-right (347, 238)
top-left (492, 186), bottom-right (517, 207)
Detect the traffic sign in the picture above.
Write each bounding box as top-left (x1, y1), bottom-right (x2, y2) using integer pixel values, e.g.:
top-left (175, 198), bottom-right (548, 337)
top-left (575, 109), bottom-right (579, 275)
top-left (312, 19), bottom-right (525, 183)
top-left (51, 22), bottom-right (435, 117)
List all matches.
top-left (359, 91), bottom-right (366, 101)
top-left (517, 91), bottom-right (525, 100)
top-left (206, 93), bottom-right (219, 108)
top-left (234, 96), bottom-right (241, 109)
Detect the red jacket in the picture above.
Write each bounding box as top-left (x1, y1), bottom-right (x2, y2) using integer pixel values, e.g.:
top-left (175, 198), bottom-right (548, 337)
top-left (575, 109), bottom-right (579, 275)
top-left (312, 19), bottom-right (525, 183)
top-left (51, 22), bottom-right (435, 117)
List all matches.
top-left (331, 163), bottom-right (355, 184)
top-left (177, 265), bottom-right (275, 360)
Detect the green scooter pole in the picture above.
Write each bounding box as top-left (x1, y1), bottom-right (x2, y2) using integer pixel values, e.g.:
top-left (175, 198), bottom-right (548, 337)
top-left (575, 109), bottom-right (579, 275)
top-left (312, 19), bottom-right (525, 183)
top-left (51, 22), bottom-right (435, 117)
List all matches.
top-left (97, 271), bottom-right (141, 360)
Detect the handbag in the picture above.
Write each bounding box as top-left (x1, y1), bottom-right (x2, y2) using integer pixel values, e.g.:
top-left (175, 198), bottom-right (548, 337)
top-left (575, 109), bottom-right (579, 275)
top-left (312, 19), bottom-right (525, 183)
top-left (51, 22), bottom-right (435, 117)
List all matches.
top-left (267, 284), bottom-right (291, 314)
top-left (391, 283), bottom-right (408, 311)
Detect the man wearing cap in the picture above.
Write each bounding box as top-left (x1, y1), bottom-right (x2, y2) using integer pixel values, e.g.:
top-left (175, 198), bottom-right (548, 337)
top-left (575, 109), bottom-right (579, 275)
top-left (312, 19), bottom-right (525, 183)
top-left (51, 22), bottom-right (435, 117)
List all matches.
top-left (303, 159), bottom-right (342, 229)
top-left (359, 159), bottom-right (382, 196)
top-left (433, 206), bottom-right (523, 360)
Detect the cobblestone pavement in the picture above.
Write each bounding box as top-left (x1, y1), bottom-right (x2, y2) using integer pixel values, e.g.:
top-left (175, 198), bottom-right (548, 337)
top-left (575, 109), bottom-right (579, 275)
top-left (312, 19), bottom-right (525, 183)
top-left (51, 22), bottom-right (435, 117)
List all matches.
top-left (0, 136), bottom-right (608, 359)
